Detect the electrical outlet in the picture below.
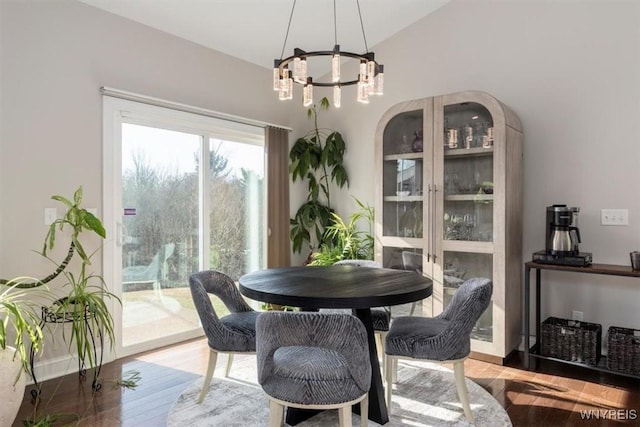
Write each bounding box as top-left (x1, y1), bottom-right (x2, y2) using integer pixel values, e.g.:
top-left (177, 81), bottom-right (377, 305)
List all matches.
top-left (601, 209), bottom-right (629, 226)
top-left (572, 310), bottom-right (583, 322)
top-left (44, 208), bottom-right (57, 225)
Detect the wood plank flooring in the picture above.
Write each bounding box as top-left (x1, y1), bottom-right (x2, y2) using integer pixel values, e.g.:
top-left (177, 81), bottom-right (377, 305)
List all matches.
top-left (14, 338), bottom-right (639, 426)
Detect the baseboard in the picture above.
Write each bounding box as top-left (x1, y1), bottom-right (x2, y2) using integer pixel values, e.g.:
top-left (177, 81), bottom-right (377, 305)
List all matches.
top-left (27, 353), bottom-right (88, 386)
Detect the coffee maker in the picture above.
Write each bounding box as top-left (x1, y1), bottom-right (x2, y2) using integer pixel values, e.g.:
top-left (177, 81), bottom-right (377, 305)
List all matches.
top-left (533, 204), bottom-right (592, 266)
top-left (546, 204), bottom-right (580, 256)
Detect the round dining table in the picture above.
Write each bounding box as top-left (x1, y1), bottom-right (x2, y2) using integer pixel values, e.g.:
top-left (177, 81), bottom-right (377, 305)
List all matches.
top-left (239, 264), bottom-right (433, 425)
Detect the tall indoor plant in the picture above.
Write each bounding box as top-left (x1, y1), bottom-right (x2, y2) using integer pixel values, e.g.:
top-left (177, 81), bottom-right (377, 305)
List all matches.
top-left (289, 97), bottom-right (349, 255)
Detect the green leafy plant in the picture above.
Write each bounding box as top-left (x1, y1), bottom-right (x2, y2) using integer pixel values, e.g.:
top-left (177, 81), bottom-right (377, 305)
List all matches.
top-left (0, 279), bottom-right (45, 382)
top-left (38, 188), bottom-right (118, 389)
top-left (111, 370), bottom-right (142, 390)
top-left (309, 198), bottom-right (374, 266)
top-left (289, 97), bottom-right (349, 254)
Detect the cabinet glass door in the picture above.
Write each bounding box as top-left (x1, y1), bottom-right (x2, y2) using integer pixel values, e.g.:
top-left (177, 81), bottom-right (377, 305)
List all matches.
top-left (382, 110), bottom-right (425, 238)
top-left (441, 102), bottom-right (494, 343)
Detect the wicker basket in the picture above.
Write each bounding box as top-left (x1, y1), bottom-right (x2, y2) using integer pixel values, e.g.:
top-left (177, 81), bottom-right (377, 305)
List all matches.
top-left (541, 317), bottom-right (602, 366)
top-left (607, 326), bottom-right (640, 375)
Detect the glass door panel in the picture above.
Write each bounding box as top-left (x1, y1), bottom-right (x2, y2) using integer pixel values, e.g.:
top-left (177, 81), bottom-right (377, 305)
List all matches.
top-left (442, 251), bottom-right (493, 343)
top-left (121, 123), bottom-right (202, 348)
top-left (207, 138), bottom-right (265, 282)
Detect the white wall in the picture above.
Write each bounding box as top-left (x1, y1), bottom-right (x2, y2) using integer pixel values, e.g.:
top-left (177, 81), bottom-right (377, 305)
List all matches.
top-left (0, 0), bottom-right (293, 370)
top-left (329, 0), bottom-right (640, 340)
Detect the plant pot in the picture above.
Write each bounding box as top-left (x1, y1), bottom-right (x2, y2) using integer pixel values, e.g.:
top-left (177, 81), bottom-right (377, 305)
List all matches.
top-left (0, 346), bottom-right (26, 426)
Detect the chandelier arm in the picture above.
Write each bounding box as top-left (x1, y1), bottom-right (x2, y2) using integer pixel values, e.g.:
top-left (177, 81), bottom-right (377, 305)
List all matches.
top-left (356, 0), bottom-right (369, 53)
top-left (278, 50), bottom-right (376, 86)
top-left (280, 0), bottom-right (298, 59)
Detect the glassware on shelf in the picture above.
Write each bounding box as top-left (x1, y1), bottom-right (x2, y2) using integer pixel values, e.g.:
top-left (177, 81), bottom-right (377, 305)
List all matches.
top-left (412, 130), bottom-right (423, 152)
top-left (447, 129), bottom-right (459, 149)
top-left (483, 127), bottom-right (494, 148)
top-left (464, 126), bottom-right (473, 149)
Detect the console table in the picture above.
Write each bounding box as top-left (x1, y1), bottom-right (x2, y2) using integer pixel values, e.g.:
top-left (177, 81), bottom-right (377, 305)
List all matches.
top-left (524, 260), bottom-right (640, 379)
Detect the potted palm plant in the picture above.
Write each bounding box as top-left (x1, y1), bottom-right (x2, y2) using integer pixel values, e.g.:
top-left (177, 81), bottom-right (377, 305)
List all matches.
top-left (0, 278), bottom-right (45, 426)
top-left (308, 198), bottom-right (375, 266)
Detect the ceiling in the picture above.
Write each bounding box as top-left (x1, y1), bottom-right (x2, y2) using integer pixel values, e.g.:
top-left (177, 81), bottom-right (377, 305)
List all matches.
top-left (79, 0), bottom-right (449, 71)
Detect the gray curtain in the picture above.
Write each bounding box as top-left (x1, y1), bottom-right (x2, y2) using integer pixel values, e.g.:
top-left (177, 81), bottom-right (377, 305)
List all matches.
top-left (265, 126), bottom-right (291, 267)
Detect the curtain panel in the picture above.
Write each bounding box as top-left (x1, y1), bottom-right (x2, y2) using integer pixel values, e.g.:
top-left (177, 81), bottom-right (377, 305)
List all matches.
top-left (265, 126), bottom-right (291, 267)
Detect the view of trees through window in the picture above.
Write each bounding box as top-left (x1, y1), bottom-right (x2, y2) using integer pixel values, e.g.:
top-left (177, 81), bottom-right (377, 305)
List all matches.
top-left (121, 125), bottom-right (265, 290)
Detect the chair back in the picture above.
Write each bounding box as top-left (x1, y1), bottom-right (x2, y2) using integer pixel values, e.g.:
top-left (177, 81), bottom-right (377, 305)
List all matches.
top-left (440, 277), bottom-right (493, 336)
top-left (256, 311), bottom-right (371, 393)
top-left (401, 251), bottom-right (424, 273)
top-left (334, 259), bottom-right (381, 268)
top-left (189, 270), bottom-right (255, 351)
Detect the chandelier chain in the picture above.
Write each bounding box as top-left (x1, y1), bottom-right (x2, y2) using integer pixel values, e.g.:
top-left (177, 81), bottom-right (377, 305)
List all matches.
top-left (280, 0), bottom-right (298, 60)
top-left (356, 0), bottom-right (369, 53)
top-left (333, 0), bottom-right (338, 47)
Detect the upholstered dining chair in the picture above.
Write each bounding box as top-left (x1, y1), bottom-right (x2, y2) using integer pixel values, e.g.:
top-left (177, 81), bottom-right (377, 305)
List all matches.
top-left (256, 311), bottom-right (371, 427)
top-left (401, 250), bottom-right (427, 315)
top-left (384, 277), bottom-right (493, 423)
top-left (189, 270), bottom-right (260, 403)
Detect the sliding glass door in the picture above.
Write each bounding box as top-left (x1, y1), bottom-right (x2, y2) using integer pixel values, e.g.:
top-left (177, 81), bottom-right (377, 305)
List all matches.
top-left (104, 97), bottom-right (265, 357)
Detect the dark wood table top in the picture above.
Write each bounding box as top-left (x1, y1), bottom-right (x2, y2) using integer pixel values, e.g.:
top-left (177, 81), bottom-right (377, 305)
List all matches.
top-left (239, 264), bottom-right (433, 309)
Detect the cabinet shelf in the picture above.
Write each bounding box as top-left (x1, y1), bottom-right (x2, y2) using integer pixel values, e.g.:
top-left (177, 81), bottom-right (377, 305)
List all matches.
top-left (444, 194), bottom-right (493, 202)
top-left (384, 152), bottom-right (424, 161)
top-left (444, 147), bottom-right (493, 157)
top-left (383, 196), bottom-right (423, 202)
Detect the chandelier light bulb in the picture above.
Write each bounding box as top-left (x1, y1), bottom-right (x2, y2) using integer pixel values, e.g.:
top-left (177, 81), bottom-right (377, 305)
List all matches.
top-left (357, 81), bottom-right (369, 104)
top-left (333, 85), bottom-right (341, 108)
top-left (273, 66), bottom-right (280, 91)
top-left (303, 78), bottom-right (313, 107)
top-left (374, 65), bottom-right (384, 95)
top-left (332, 50), bottom-right (341, 83)
top-left (359, 61), bottom-right (367, 83)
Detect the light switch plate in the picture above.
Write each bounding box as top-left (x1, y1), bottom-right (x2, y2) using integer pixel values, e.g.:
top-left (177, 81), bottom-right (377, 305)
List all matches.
top-left (601, 209), bottom-right (629, 226)
top-left (44, 208), bottom-right (57, 225)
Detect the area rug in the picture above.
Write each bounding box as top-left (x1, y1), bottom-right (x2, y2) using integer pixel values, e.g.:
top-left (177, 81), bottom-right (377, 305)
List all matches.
top-left (167, 357), bottom-right (511, 426)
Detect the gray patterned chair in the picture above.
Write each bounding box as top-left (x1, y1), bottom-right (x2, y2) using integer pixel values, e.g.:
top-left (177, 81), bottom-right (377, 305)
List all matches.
top-left (189, 270), bottom-right (260, 403)
top-left (256, 311), bottom-right (371, 427)
top-left (401, 251), bottom-right (426, 315)
top-left (384, 277), bottom-right (493, 423)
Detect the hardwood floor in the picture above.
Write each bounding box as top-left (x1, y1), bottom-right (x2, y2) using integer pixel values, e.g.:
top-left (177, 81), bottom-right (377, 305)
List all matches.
top-left (14, 338), bottom-right (639, 426)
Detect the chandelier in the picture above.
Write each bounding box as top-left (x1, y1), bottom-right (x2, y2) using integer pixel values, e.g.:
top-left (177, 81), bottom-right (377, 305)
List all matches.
top-left (273, 0), bottom-right (384, 107)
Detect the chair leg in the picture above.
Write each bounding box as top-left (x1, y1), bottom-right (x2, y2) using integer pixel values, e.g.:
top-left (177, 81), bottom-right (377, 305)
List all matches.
top-left (375, 331), bottom-right (388, 379)
top-left (225, 353), bottom-right (234, 377)
top-left (409, 301), bottom-right (417, 316)
top-left (197, 349), bottom-right (218, 403)
top-left (268, 400), bottom-right (284, 427)
top-left (453, 360), bottom-right (473, 423)
top-left (360, 393), bottom-right (369, 427)
top-left (385, 356), bottom-right (394, 413)
top-left (338, 405), bottom-right (352, 427)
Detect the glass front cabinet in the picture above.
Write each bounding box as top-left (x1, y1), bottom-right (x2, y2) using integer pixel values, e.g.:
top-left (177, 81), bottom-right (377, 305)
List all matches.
top-left (374, 91), bottom-right (524, 361)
